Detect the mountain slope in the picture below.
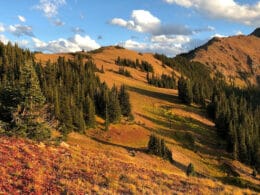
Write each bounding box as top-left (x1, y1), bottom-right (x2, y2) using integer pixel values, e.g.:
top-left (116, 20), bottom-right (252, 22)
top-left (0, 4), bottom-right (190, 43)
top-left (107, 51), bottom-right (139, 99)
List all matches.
top-left (2, 135), bottom-right (257, 194)
top-left (32, 46), bottom-right (260, 193)
top-left (182, 30), bottom-right (260, 87)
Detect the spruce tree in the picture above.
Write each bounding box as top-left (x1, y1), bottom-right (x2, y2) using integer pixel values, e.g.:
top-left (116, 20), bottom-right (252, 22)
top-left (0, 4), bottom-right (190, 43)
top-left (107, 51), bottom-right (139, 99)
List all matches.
top-left (108, 85), bottom-right (121, 122)
top-left (178, 76), bottom-right (193, 105)
top-left (119, 85), bottom-right (132, 117)
top-left (84, 95), bottom-right (95, 128)
top-left (186, 163), bottom-right (195, 176)
top-left (19, 60), bottom-right (45, 113)
top-left (105, 103), bottom-right (109, 131)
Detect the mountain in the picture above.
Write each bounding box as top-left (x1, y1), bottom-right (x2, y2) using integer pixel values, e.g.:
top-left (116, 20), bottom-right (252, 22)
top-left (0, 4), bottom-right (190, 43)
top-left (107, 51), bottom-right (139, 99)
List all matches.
top-left (251, 28), bottom-right (260, 37)
top-left (182, 29), bottom-right (260, 87)
top-left (0, 43), bottom-right (260, 194)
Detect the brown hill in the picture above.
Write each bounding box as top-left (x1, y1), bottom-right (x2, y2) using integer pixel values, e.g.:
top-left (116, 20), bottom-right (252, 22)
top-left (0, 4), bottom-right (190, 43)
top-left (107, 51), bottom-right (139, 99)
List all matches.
top-left (183, 29), bottom-right (260, 87)
top-left (29, 46), bottom-right (260, 193)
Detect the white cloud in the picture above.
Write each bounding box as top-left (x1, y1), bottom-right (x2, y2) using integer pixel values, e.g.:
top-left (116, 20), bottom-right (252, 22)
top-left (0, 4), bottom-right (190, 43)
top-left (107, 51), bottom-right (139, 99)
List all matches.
top-left (110, 10), bottom-right (160, 33)
top-left (9, 24), bottom-right (34, 37)
top-left (164, 0), bottom-right (260, 26)
top-left (236, 30), bottom-right (243, 35)
top-left (211, 33), bottom-right (227, 38)
top-left (69, 34), bottom-right (100, 51)
top-left (120, 34), bottom-right (192, 56)
top-left (35, 0), bottom-right (66, 18)
top-left (164, 0), bottom-right (193, 7)
top-left (0, 34), bottom-right (8, 44)
top-left (110, 10), bottom-right (192, 35)
top-left (32, 37), bottom-right (47, 48)
top-left (18, 15), bottom-right (26, 23)
top-left (151, 35), bottom-right (190, 44)
top-left (120, 39), bottom-right (185, 57)
top-left (32, 34), bottom-right (100, 53)
top-left (110, 18), bottom-right (128, 27)
top-left (0, 24), bottom-right (4, 32)
top-left (17, 40), bottom-right (30, 48)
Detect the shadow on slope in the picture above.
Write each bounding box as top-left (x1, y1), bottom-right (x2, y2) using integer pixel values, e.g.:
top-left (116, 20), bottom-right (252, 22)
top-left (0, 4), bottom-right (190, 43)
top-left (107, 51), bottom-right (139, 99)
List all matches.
top-left (128, 86), bottom-right (179, 103)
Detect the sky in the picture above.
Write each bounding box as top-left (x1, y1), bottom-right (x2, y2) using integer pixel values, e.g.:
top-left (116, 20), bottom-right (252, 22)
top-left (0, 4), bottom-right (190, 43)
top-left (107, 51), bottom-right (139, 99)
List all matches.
top-left (0, 0), bottom-right (259, 56)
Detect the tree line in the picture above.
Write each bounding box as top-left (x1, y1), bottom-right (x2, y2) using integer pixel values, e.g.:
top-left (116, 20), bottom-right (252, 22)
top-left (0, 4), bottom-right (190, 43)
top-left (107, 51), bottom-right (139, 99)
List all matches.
top-left (147, 72), bottom-right (176, 89)
top-left (155, 53), bottom-right (260, 171)
top-left (115, 57), bottom-right (154, 73)
top-left (207, 85), bottom-right (260, 170)
top-left (0, 42), bottom-right (133, 140)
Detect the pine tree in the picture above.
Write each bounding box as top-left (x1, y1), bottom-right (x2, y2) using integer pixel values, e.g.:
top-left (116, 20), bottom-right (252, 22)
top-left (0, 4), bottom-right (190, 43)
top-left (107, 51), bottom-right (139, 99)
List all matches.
top-left (147, 134), bottom-right (173, 162)
top-left (84, 95), bottom-right (95, 128)
top-left (186, 163), bottom-right (195, 176)
top-left (54, 87), bottom-right (60, 119)
top-left (78, 107), bottom-right (86, 133)
top-left (60, 96), bottom-right (73, 130)
top-left (178, 76), bottom-right (193, 105)
top-left (19, 60), bottom-right (45, 113)
top-left (119, 85), bottom-right (132, 117)
top-left (108, 85), bottom-right (121, 122)
top-left (148, 134), bottom-right (157, 154)
top-left (105, 103), bottom-right (109, 131)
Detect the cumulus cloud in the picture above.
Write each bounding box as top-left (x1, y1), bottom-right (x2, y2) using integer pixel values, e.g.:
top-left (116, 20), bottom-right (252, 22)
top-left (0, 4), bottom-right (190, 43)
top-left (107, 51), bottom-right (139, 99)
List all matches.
top-left (151, 35), bottom-right (190, 44)
top-left (119, 34), bottom-right (192, 56)
top-left (0, 34), bottom-right (8, 44)
top-left (120, 39), bottom-right (185, 56)
top-left (9, 24), bottom-right (34, 37)
top-left (110, 10), bottom-right (160, 33)
top-left (32, 34), bottom-right (100, 53)
top-left (211, 33), bottom-right (227, 38)
top-left (110, 10), bottom-right (192, 35)
top-left (35, 0), bottom-right (66, 18)
top-left (164, 0), bottom-right (260, 26)
top-left (0, 24), bottom-right (4, 32)
top-left (18, 15), bottom-right (26, 23)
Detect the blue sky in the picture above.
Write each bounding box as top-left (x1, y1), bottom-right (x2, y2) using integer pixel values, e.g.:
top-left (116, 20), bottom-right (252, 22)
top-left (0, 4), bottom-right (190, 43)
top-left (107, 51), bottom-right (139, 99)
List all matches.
top-left (0, 0), bottom-right (259, 56)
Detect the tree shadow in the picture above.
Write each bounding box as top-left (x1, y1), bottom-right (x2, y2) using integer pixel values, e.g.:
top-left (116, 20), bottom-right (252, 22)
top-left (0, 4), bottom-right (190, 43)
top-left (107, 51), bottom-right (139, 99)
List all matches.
top-left (90, 136), bottom-right (147, 152)
top-left (137, 108), bottom-right (228, 158)
top-left (128, 86), bottom-right (179, 103)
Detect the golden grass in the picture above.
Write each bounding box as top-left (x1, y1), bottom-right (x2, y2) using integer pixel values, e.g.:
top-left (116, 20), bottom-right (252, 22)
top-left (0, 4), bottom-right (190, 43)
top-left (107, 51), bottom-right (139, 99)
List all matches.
top-left (21, 46), bottom-right (260, 193)
top-left (189, 35), bottom-right (260, 87)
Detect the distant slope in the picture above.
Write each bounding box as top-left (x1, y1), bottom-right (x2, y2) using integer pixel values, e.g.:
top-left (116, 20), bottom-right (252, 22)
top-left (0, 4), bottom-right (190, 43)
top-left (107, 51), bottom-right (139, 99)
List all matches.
top-left (182, 29), bottom-right (260, 87)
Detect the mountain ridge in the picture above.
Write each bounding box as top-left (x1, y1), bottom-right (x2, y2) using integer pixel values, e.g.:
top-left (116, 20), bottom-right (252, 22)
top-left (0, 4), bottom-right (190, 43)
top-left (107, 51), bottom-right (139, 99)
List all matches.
top-left (181, 28), bottom-right (260, 87)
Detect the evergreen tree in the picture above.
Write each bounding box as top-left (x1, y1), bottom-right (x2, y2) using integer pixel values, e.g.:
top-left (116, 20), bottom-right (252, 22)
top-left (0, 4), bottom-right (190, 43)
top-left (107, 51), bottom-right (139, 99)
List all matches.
top-left (108, 85), bottom-right (121, 122)
top-left (186, 163), bottom-right (195, 176)
top-left (84, 95), bottom-right (95, 128)
top-left (105, 103), bottom-right (109, 131)
top-left (147, 134), bottom-right (173, 163)
top-left (19, 60), bottom-right (46, 113)
top-left (178, 76), bottom-right (193, 105)
top-left (252, 168), bottom-right (258, 178)
top-left (118, 85), bottom-right (132, 117)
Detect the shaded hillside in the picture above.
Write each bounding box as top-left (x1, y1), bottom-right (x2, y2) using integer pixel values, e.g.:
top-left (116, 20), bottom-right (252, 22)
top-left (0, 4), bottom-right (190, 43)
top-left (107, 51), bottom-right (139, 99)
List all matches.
top-left (1, 43), bottom-right (259, 194)
top-left (182, 29), bottom-right (260, 87)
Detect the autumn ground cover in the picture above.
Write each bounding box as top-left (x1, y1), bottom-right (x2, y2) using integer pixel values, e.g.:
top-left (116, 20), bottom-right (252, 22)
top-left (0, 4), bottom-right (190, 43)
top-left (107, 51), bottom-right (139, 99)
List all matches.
top-left (0, 46), bottom-right (255, 194)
